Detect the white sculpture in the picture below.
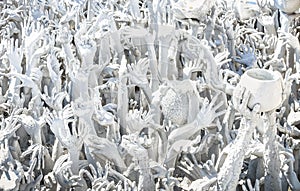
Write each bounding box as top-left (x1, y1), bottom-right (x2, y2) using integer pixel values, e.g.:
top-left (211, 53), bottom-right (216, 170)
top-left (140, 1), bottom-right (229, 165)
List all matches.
top-left (0, 0), bottom-right (300, 190)
top-left (239, 68), bottom-right (284, 112)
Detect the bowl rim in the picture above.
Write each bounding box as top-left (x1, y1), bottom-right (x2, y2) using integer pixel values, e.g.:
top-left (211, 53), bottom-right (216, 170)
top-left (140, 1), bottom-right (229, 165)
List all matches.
top-left (243, 68), bottom-right (281, 83)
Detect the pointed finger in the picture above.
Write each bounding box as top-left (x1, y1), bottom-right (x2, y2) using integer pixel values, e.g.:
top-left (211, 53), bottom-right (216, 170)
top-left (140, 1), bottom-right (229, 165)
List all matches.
top-left (209, 93), bottom-right (221, 110)
top-left (241, 90), bottom-right (251, 111)
top-left (215, 110), bottom-right (227, 118)
top-left (212, 100), bottom-right (224, 111)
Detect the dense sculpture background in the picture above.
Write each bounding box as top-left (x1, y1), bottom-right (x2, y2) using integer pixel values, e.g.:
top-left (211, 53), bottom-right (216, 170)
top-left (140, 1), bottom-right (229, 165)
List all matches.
top-left (0, 0), bottom-right (300, 190)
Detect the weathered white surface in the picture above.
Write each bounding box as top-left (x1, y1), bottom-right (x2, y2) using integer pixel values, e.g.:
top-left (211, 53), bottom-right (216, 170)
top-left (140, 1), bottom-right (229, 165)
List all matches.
top-left (0, 0), bottom-right (300, 190)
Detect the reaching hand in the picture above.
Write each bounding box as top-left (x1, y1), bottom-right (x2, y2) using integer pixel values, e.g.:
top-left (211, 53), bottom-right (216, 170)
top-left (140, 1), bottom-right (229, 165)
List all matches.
top-left (232, 85), bottom-right (261, 119)
top-left (52, 155), bottom-right (83, 189)
top-left (194, 93), bottom-right (226, 127)
top-left (22, 19), bottom-right (48, 53)
top-left (126, 58), bottom-right (149, 86)
top-left (179, 154), bottom-right (217, 181)
top-left (126, 108), bottom-right (152, 134)
top-left (6, 38), bottom-right (23, 73)
top-left (41, 87), bottom-right (69, 111)
top-left (121, 26), bottom-right (154, 44)
top-left (183, 58), bottom-right (203, 79)
top-left (85, 135), bottom-right (126, 171)
top-left (214, 50), bottom-right (231, 68)
top-left (282, 68), bottom-right (300, 102)
top-left (233, 44), bottom-right (257, 69)
top-left (76, 36), bottom-right (97, 66)
top-left (21, 144), bottom-right (47, 171)
top-left (278, 29), bottom-right (300, 50)
top-left (0, 109), bottom-right (22, 142)
top-left (45, 104), bottom-right (77, 147)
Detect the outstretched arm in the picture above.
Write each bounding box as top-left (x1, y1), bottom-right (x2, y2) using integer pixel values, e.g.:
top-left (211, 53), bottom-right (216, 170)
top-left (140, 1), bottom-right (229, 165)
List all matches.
top-left (168, 93), bottom-right (226, 144)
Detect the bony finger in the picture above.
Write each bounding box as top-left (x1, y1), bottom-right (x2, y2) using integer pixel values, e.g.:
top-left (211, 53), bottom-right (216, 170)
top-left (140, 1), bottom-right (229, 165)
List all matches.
top-left (240, 86), bottom-right (246, 97)
top-left (241, 89), bottom-right (251, 110)
top-left (281, 41), bottom-right (288, 47)
top-left (15, 39), bottom-right (19, 50)
top-left (232, 85), bottom-right (239, 98)
top-left (247, 179), bottom-right (254, 190)
top-left (213, 100), bottom-right (224, 111)
top-left (10, 38), bottom-right (14, 52)
top-left (201, 97), bottom-right (210, 112)
top-left (209, 92), bottom-right (221, 109)
top-left (232, 95), bottom-right (239, 110)
top-left (210, 154), bottom-right (215, 165)
top-left (215, 110), bottom-right (226, 118)
top-left (285, 68), bottom-right (292, 81)
top-left (233, 85), bottom-right (244, 98)
top-left (183, 155), bottom-right (193, 167)
top-left (252, 103), bottom-right (261, 114)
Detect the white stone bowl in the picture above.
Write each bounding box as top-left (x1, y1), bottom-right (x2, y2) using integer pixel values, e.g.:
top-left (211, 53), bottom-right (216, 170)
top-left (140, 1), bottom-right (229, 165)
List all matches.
top-left (239, 68), bottom-right (283, 112)
top-left (274, 0), bottom-right (300, 14)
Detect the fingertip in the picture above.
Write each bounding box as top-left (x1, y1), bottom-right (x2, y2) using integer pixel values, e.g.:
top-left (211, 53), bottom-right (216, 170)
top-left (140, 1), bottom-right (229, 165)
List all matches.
top-left (253, 103), bottom-right (261, 113)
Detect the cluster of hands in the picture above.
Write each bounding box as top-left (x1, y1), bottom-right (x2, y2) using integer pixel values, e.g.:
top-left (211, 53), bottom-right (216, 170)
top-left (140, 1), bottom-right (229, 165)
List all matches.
top-left (0, 0), bottom-right (300, 190)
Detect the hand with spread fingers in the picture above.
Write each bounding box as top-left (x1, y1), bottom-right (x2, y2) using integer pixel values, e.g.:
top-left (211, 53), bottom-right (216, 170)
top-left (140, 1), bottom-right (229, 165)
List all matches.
top-left (232, 85), bottom-right (261, 119)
